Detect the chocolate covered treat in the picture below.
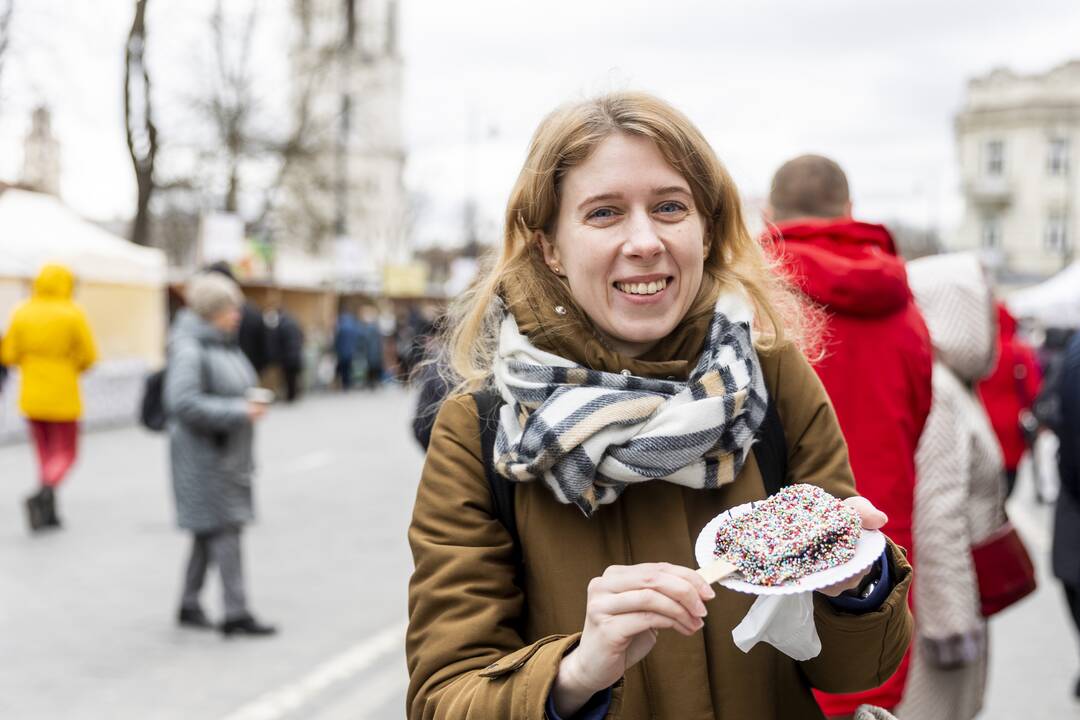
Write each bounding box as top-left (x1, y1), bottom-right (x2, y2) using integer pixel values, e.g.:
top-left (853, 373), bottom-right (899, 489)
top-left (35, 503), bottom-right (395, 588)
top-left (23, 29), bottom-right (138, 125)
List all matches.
top-left (714, 484), bottom-right (861, 586)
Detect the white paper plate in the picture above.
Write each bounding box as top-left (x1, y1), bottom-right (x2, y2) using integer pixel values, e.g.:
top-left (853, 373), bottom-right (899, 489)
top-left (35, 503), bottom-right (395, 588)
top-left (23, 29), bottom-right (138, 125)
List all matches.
top-left (694, 499), bottom-right (886, 596)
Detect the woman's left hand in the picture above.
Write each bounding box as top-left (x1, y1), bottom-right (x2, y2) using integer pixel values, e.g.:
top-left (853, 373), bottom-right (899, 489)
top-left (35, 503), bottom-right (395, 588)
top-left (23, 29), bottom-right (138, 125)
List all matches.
top-left (817, 496), bottom-right (888, 598)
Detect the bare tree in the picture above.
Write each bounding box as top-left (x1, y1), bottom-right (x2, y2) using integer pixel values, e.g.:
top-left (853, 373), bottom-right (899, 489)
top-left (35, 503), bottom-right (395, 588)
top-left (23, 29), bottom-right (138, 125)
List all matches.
top-left (124, 0), bottom-right (158, 246)
top-left (250, 73), bottom-right (319, 231)
top-left (204, 0), bottom-right (258, 213)
top-left (0, 0), bottom-right (14, 111)
top-left (255, 1), bottom-right (347, 253)
top-left (198, 0), bottom-right (323, 231)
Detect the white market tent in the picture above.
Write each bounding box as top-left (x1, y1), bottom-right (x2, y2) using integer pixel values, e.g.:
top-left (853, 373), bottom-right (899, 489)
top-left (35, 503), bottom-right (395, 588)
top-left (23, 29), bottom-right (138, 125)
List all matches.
top-left (0, 188), bottom-right (165, 286)
top-left (0, 187), bottom-right (168, 364)
top-left (1007, 261), bottom-right (1080, 328)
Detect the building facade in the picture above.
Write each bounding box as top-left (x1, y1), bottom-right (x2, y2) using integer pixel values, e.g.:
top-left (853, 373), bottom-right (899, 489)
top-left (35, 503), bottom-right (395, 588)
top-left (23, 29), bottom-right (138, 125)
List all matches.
top-left (277, 0), bottom-right (406, 287)
top-left (954, 60), bottom-right (1080, 282)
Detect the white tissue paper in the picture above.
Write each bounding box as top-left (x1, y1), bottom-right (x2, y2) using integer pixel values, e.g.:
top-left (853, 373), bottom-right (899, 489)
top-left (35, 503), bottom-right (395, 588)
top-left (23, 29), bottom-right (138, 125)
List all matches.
top-left (731, 592), bottom-right (821, 661)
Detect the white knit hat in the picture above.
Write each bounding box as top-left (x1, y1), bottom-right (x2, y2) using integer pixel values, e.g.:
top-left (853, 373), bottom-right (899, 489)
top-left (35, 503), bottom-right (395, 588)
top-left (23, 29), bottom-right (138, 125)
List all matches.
top-left (185, 272), bottom-right (244, 320)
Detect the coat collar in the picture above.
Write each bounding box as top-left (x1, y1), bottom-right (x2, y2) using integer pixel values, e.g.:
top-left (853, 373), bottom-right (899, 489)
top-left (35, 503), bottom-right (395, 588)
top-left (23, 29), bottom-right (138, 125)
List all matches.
top-left (502, 281), bottom-right (715, 381)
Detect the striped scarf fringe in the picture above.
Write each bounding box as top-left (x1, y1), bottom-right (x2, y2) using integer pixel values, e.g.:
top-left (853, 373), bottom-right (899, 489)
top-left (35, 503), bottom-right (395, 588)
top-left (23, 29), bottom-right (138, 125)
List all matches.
top-left (492, 293), bottom-right (769, 516)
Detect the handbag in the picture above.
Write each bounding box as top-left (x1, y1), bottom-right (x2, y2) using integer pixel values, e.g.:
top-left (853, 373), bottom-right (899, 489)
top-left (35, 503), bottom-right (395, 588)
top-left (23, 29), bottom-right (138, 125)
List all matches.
top-left (970, 519), bottom-right (1036, 617)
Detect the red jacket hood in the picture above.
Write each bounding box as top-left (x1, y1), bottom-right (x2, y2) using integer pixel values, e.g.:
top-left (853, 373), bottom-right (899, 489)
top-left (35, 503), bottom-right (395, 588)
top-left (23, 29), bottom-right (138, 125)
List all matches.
top-left (996, 301), bottom-right (1017, 340)
top-left (769, 220), bottom-right (911, 317)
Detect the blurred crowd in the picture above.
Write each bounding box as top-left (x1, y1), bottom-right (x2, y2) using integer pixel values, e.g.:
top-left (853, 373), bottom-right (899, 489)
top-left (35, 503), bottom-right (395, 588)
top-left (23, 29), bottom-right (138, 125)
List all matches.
top-left (197, 263), bottom-right (442, 403)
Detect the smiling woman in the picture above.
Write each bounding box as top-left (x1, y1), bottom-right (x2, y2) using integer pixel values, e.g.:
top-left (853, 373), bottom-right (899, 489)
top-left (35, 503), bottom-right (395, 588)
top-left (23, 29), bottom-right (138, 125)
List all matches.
top-left (406, 92), bottom-right (914, 720)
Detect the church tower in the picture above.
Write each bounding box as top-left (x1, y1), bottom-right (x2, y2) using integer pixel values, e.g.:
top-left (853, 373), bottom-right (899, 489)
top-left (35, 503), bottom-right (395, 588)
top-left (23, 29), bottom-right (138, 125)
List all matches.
top-left (20, 106), bottom-right (61, 197)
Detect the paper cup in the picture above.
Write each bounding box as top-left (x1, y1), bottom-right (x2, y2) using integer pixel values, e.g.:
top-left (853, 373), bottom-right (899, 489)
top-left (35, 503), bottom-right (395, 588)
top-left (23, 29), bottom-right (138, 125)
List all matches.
top-left (245, 387), bottom-right (276, 405)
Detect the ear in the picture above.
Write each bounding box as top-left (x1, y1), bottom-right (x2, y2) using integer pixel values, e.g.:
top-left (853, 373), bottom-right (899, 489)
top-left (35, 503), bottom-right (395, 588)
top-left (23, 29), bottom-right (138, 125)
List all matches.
top-left (535, 230), bottom-right (562, 274)
top-left (843, 201), bottom-right (853, 219)
top-left (702, 223), bottom-right (712, 261)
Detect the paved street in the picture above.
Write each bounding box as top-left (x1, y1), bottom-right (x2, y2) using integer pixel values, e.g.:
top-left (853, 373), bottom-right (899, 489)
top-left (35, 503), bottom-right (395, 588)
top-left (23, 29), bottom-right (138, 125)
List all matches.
top-left (0, 387), bottom-right (424, 720)
top-left (0, 386), bottom-right (1075, 718)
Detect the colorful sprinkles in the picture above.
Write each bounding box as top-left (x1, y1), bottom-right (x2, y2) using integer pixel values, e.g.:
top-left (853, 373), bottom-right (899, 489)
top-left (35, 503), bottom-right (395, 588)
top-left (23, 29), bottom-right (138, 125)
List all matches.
top-left (714, 484), bottom-right (861, 586)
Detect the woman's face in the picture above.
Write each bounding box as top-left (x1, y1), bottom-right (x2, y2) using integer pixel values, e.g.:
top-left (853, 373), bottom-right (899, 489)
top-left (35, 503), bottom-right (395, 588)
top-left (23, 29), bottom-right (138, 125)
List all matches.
top-left (539, 133), bottom-right (707, 358)
top-left (212, 305), bottom-right (242, 335)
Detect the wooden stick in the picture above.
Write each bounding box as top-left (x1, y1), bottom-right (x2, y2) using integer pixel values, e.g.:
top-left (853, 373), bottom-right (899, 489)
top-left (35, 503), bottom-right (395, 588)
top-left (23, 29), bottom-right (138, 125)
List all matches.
top-left (697, 556), bottom-right (738, 585)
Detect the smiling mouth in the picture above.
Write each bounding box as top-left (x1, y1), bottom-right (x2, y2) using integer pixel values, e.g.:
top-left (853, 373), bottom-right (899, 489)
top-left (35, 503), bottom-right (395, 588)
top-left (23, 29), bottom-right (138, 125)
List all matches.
top-left (614, 277), bottom-right (673, 296)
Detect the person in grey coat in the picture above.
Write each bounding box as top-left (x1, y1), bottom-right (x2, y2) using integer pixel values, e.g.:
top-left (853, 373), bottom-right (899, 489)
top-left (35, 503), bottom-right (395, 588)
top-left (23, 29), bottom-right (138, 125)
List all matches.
top-left (164, 272), bottom-right (276, 637)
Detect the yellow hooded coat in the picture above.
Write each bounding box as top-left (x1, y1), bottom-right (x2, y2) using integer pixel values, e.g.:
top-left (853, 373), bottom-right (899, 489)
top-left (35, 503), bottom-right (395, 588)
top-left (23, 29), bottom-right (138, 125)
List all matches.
top-left (0, 264), bottom-right (98, 421)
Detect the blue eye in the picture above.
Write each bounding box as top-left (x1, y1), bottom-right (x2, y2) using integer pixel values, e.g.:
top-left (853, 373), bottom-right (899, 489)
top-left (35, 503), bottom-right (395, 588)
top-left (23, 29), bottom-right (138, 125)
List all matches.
top-left (587, 208), bottom-right (617, 220)
top-left (657, 201), bottom-right (687, 214)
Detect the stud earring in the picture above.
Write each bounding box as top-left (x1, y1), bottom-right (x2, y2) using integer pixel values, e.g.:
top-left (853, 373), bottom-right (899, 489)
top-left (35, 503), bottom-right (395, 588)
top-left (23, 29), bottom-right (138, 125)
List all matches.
top-left (553, 266), bottom-right (562, 274)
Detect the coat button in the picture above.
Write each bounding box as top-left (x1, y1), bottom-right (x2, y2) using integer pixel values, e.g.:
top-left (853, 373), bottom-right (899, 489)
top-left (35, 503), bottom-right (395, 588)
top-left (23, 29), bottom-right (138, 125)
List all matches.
top-left (621, 369), bottom-right (632, 376)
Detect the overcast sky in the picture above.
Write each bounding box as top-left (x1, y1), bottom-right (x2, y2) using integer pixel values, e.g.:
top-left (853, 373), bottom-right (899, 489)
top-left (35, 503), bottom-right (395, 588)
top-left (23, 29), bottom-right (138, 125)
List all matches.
top-left (1, 0), bottom-right (1078, 249)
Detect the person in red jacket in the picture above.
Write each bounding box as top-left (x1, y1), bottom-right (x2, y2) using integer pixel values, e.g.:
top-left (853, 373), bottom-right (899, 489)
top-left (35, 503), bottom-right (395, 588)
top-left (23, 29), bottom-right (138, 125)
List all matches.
top-left (977, 302), bottom-right (1042, 496)
top-left (766, 155), bottom-right (934, 719)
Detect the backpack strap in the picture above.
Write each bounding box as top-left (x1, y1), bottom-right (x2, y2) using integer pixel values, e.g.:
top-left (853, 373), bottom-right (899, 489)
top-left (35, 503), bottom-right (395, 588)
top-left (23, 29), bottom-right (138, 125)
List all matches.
top-left (472, 391), bottom-right (523, 587)
top-left (752, 400), bottom-right (789, 497)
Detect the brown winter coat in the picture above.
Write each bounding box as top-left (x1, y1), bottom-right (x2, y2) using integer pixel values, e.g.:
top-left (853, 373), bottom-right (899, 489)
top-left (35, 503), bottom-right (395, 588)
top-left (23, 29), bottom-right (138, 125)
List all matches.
top-left (407, 292), bottom-right (913, 719)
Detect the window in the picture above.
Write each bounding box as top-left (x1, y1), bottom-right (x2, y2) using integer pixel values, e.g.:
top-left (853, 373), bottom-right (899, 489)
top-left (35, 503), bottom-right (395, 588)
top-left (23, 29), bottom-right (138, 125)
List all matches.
top-left (1048, 138), bottom-right (1070, 176)
top-left (984, 140), bottom-right (1005, 176)
top-left (1044, 209), bottom-right (1070, 253)
top-left (981, 216), bottom-right (1002, 249)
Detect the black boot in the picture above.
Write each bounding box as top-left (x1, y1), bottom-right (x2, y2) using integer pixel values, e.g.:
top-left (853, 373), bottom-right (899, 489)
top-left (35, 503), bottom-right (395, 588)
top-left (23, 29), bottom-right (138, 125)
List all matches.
top-left (177, 606), bottom-right (214, 630)
top-left (41, 488), bottom-right (61, 529)
top-left (24, 490), bottom-right (48, 532)
top-left (220, 614), bottom-right (277, 638)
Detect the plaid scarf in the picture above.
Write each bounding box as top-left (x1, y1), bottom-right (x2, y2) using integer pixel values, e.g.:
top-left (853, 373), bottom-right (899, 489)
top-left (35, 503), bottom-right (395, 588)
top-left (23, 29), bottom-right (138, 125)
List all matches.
top-left (492, 293), bottom-right (769, 516)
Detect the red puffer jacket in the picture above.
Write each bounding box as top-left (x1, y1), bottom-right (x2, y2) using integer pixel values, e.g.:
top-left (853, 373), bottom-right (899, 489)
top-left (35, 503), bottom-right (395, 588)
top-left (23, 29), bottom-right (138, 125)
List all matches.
top-left (769, 220), bottom-right (933, 715)
top-left (977, 303), bottom-right (1042, 472)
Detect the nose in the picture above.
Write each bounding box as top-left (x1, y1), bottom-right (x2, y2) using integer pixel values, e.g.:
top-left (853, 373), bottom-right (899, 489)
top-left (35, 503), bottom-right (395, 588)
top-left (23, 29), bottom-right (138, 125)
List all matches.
top-left (621, 209), bottom-right (664, 260)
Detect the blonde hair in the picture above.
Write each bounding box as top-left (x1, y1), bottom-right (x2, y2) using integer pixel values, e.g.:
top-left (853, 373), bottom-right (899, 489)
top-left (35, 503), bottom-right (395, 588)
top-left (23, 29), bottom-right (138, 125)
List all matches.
top-left (444, 91), bottom-right (815, 391)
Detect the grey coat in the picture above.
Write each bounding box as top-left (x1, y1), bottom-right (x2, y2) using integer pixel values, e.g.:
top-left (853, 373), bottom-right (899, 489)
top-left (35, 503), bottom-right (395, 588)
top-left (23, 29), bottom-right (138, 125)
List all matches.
top-left (164, 309), bottom-right (258, 533)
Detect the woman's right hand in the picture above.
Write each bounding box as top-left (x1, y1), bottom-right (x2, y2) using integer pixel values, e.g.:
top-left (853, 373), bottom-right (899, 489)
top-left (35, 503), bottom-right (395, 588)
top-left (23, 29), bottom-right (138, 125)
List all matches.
top-left (246, 401), bottom-right (268, 421)
top-left (551, 563), bottom-right (714, 716)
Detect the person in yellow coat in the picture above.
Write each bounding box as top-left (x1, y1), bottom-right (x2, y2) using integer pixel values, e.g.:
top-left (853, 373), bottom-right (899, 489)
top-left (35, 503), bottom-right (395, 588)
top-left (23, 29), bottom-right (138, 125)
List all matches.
top-left (0, 264), bottom-right (97, 531)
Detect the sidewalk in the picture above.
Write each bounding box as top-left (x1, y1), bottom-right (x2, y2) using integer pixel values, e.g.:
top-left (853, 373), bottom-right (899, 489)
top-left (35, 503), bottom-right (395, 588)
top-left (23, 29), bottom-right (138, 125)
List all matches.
top-left (981, 486), bottom-right (1077, 717)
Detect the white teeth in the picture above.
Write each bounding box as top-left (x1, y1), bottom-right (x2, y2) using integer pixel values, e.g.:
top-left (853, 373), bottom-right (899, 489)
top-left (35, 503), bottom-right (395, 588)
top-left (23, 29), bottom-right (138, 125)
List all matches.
top-left (616, 278), bottom-right (667, 295)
